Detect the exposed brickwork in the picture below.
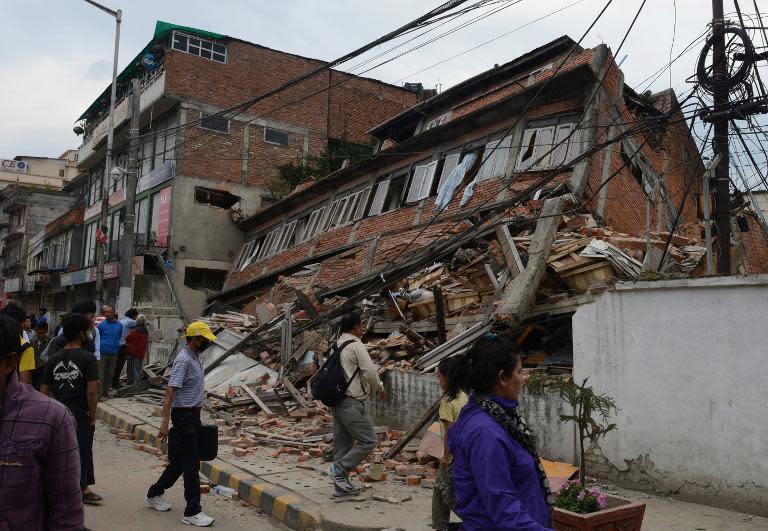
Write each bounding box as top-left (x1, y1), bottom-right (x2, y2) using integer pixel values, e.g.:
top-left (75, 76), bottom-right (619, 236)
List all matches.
top-left (219, 44), bottom-right (721, 307)
top-left (738, 212), bottom-right (768, 273)
top-left (165, 41), bottom-right (417, 188)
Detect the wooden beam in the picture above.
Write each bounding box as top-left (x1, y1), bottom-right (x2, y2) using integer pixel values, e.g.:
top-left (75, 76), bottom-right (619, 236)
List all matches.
top-left (495, 223), bottom-right (525, 278)
top-left (383, 398), bottom-right (441, 459)
top-left (495, 197), bottom-right (563, 325)
top-left (281, 378), bottom-right (310, 408)
top-left (433, 285), bottom-right (447, 345)
top-left (239, 383), bottom-right (274, 415)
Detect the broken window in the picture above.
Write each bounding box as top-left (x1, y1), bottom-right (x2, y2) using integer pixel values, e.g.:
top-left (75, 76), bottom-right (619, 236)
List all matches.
top-left (300, 206), bottom-right (327, 243)
top-left (274, 220), bottom-right (297, 253)
top-left (620, 143), bottom-right (655, 197)
top-left (200, 114), bottom-right (229, 134)
top-left (194, 187), bottom-right (240, 209)
top-left (368, 173), bottom-right (407, 216)
top-left (422, 111), bottom-right (453, 132)
top-left (256, 227), bottom-right (281, 260)
top-left (406, 161), bottom-right (438, 203)
top-left (515, 119), bottom-right (584, 171)
top-left (184, 267), bottom-right (227, 291)
top-left (476, 134), bottom-right (513, 182)
top-left (323, 186), bottom-right (372, 231)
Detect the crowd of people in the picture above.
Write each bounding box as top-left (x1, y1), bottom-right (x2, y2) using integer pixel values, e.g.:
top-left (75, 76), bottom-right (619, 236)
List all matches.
top-left (0, 300), bottom-right (555, 531)
top-left (0, 301), bottom-right (152, 530)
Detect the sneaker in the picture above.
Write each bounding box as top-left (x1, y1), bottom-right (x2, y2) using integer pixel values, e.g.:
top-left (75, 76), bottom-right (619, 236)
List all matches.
top-left (182, 512), bottom-right (215, 527)
top-left (328, 464), bottom-right (360, 495)
top-left (146, 495), bottom-right (172, 512)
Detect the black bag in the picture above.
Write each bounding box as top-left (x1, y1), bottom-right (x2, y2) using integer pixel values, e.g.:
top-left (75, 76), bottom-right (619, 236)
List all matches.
top-left (311, 339), bottom-right (359, 407)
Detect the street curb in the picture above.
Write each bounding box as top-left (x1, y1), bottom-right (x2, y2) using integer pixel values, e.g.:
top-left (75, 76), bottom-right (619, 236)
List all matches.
top-left (97, 403), bottom-right (322, 531)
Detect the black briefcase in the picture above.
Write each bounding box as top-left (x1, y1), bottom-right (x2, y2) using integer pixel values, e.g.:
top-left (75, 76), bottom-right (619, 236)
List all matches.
top-left (169, 424), bottom-right (218, 461)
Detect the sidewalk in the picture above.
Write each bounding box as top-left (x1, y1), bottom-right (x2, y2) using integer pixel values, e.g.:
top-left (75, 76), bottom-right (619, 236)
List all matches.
top-left (98, 397), bottom-right (768, 531)
top-left (97, 398), bottom-right (433, 531)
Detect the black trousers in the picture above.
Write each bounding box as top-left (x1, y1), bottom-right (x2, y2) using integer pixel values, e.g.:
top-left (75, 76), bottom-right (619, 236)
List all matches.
top-left (73, 413), bottom-right (94, 491)
top-left (147, 408), bottom-right (201, 517)
top-left (112, 345), bottom-right (129, 388)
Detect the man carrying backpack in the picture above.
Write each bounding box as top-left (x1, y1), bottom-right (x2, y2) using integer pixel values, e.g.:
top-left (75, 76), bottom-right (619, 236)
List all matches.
top-left (327, 312), bottom-right (385, 496)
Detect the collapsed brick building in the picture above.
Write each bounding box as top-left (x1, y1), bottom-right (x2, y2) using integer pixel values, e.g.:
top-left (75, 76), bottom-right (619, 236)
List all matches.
top-left (213, 35), bottom-right (762, 322)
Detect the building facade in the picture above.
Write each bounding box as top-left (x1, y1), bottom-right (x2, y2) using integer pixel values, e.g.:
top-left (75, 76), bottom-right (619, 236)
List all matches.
top-left (66, 21), bottom-right (419, 318)
top-left (214, 37), bottom-right (710, 311)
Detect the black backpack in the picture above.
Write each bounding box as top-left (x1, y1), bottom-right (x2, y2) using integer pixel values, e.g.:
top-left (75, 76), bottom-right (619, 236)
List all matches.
top-left (311, 339), bottom-right (359, 407)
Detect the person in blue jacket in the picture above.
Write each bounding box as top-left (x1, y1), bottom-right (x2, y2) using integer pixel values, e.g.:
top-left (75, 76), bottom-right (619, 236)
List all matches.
top-left (97, 305), bottom-right (123, 397)
top-left (447, 333), bottom-right (554, 531)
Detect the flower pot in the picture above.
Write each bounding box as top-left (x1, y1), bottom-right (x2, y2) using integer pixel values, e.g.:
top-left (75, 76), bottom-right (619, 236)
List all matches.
top-left (552, 494), bottom-right (645, 531)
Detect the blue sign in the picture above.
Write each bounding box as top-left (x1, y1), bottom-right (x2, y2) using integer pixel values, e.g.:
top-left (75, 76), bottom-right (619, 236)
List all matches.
top-left (142, 53), bottom-right (160, 71)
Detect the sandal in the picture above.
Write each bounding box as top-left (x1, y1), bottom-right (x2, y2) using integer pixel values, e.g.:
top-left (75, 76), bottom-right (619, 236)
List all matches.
top-left (83, 491), bottom-right (103, 505)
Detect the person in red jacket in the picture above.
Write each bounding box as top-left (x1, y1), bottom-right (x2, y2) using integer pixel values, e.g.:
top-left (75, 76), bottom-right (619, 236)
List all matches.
top-left (124, 314), bottom-right (148, 386)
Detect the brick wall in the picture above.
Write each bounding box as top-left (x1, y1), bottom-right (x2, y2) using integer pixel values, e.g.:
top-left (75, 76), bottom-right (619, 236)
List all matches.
top-left (165, 40), bottom-right (417, 156)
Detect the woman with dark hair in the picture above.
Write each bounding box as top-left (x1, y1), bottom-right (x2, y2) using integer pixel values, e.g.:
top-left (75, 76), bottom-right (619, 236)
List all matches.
top-left (432, 356), bottom-right (468, 530)
top-left (447, 333), bottom-right (554, 531)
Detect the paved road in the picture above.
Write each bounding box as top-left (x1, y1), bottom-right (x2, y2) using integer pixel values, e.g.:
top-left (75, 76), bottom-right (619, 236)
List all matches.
top-left (85, 420), bottom-right (288, 531)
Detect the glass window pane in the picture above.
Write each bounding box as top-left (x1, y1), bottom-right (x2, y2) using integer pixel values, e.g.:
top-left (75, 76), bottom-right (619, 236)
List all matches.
top-left (200, 48), bottom-right (212, 59)
top-left (154, 132), bottom-right (165, 168)
top-left (368, 181), bottom-right (389, 216)
top-left (552, 124), bottom-right (574, 167)
top-left (201, 41), bottom-right (213, 50)
top-left (213, 44), bottom-right (226, 54)
top-left (188, 45), bottom-right (200, 55)
top-left (173, 34), bottom-right (187, 51)
top-left (212, 53), bottom-right (226, 63)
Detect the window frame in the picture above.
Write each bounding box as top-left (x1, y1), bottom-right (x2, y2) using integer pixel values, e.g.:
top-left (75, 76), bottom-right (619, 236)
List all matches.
top-left (264, 127), bottom-right (290, 147)
top-left (515, 116), bottom-right (585, 172)
top-left (172, 31), bottom-right (227, 64)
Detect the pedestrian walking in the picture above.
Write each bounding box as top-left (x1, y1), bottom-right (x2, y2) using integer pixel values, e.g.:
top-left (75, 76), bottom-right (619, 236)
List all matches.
top-left (0, 304), bottom-right (37, 385)
top-left (96, 305), bottom-right (122, 397)
top-left (40, 313), bottom-right (103, 506)
top-left (113, 308), bottom-right (138, 390)
top-left (125, 314), bottom-right (148, 386)
top-left (145, 321), bottom-right (217, 527)
top-left (31, 318), bottom-right (51, 389)
top-left (432, 357), bottom-right (468, 531)
top-left (43, 301), bottom-right (100, 364)
top-left (447, 333), bottom-right (554, 531)
top-left (328, 312), bottom-right (385, 496)
top-left (0, 314), bottom-right (84, 530)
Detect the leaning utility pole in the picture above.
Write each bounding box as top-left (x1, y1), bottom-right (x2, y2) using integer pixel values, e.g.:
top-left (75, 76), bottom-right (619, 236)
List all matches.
top-left (117, 78), bottom-right (141, 313)
top-left (711, 0), bottom-right (731, 274)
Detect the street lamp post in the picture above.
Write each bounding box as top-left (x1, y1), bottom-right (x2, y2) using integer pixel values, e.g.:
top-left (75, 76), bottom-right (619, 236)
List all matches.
top-left (84, 0), bottom-right (122, 308)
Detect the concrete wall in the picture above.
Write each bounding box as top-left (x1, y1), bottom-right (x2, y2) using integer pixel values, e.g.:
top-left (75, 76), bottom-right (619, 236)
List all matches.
top-left (370, 370), bottom-right (576, 465)
top-left (169, 175), bottom-right (260, 317)
top-left (572, 276), bottom-right (768, 515)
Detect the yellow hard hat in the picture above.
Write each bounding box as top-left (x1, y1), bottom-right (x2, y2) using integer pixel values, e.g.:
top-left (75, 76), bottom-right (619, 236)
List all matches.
top-left (185, 321), bottom-right (217, 341)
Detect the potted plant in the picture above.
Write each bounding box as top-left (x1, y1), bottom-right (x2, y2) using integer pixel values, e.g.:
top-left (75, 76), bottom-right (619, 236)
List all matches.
top-left (527, 375), bottom-right (645, 531)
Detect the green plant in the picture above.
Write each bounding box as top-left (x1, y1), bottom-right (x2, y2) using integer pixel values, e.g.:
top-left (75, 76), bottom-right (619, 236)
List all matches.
top-left (555, 481), bottom-right (607, 514)
top-left (527, 375), bottom-right (617, 485)
top-left (266, 138), bottom-right (373, 199)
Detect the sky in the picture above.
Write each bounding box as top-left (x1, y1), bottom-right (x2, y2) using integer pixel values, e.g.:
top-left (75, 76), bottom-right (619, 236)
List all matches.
top-left (0, 0), bottom-right (743, 159)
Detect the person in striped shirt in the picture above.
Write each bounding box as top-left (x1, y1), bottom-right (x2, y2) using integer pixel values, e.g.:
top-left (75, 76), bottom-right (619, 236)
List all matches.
top-left (145, 321), bottom-right (217, 527)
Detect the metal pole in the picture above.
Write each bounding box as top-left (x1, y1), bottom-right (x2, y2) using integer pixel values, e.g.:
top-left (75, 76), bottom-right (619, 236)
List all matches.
top-left (95, 7), bottom-right (122, 306)
top-left (703, 162), bottom-right (714, 275)
top-left (711, 0), bottom-right (731, 274)
top-left (118, 78), bottom-right (141, 313)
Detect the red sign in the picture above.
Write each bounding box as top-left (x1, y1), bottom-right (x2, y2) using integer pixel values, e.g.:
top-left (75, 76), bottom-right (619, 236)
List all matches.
top-left (156, 186), bottom-right (172, 247)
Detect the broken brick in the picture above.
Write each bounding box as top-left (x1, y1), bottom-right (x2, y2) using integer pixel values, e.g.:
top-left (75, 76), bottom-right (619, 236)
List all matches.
top-left (200, 484), bottom-right (211, 494)
top-left (405, 475), bottom-right (422, 487)
top-left (233, 447), bottom-right (249, 457)
top-left (388, 430), bottom-right (404, 441)
top-left (308, 448), bottom-right (324, 458)
top-left (422, 478), bottom-right (436, 489)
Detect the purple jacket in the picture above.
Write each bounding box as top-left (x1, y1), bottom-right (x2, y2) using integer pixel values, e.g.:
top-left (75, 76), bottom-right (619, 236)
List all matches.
top-left (0, 375), bottom-right (84, 530)
top-left (448, 395), bottom-right (553, 531)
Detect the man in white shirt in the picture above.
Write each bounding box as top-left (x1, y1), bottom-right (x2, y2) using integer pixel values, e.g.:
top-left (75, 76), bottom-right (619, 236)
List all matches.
top-left (329, 312), bottom-right (385, 496)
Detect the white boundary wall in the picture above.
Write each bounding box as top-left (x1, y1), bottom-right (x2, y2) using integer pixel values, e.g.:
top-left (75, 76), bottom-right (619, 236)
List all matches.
top-left (573, 275), bottom-right (768, 514)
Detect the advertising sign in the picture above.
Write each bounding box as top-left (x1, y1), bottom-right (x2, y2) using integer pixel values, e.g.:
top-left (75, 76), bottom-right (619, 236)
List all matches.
top-left (156, 186), bottom-right (172, 247)
top-left (0, 159), bottom-right (28, 173)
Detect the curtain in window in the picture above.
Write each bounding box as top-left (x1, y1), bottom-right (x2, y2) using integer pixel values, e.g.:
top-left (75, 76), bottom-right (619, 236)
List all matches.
top-left (436, 151), bottom-right (478, 211)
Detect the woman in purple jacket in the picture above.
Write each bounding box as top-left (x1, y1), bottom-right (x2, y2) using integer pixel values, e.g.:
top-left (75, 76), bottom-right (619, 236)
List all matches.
top-left (447, 333), bottom-right (554, 531)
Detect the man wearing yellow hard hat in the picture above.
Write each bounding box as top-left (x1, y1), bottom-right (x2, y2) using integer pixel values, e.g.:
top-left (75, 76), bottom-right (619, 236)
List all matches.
top-left (145, 321), bottom-right (217, 527)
